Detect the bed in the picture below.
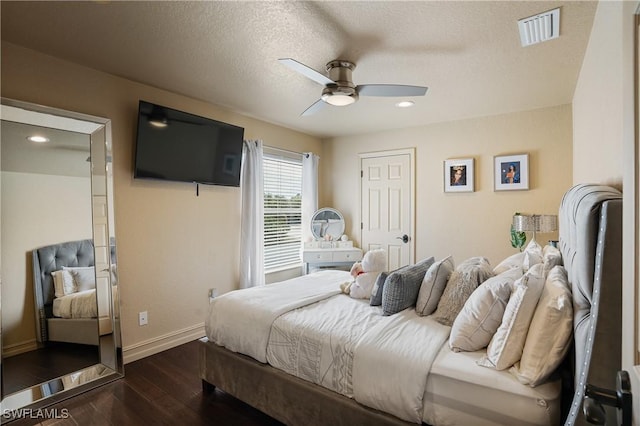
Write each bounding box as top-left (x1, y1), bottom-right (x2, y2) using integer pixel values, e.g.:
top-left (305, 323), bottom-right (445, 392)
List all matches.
top-left (32, 238), bottom-right (117, 346)
top-left (199, 184), bottom-right (623, 425)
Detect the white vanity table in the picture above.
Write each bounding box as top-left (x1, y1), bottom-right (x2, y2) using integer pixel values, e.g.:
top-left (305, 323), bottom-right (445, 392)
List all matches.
top-left (302, 208), bottom-right (363, 274)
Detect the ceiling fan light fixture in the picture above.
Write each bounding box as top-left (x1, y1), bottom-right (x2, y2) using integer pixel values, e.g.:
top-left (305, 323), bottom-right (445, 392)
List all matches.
top-left (148, 116), bottom-right (168, 128)
top-left (321, 86), bottom-right (358, 106)
top-left (322, 93), bottom-right (357, 106)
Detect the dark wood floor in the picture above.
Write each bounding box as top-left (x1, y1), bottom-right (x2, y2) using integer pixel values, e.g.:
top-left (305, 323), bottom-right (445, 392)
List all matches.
top-left (8, 340), bottom-right (284, 426)
top-left (3, 343), bottom-right (99, 395)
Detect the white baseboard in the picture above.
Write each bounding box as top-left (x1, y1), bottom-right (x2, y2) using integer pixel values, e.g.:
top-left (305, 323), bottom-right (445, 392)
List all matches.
top-left (3, 339), bottom-right (38, 357)
top-left (123, 323), bottom-right (205, 364)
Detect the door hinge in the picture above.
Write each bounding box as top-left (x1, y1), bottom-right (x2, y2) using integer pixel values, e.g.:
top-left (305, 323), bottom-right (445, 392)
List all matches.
top-left (361, 222), bottom-right (363, 229)
top-left (361, 170), bottom-right (363, 178)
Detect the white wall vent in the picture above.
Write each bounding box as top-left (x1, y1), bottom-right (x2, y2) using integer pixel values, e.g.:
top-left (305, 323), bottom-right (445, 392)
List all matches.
top-left (518, 8), bottom-right (560, 47)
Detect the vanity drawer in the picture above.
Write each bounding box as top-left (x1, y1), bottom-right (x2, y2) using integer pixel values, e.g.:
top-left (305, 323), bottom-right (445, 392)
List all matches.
top-left (303, 250), bottom-right (333, 262)
top-left (332, 250), bottom-right (362, 262)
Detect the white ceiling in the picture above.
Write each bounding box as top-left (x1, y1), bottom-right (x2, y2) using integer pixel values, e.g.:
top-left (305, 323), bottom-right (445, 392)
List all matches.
top-left (1, 1), bottom-right (597, 139)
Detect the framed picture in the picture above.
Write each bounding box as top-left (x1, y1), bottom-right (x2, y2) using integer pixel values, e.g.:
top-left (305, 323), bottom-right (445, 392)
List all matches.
top-left (444, 158), bottom-right (474, 193)
top-left (494, 154), bottom-right (529, 191)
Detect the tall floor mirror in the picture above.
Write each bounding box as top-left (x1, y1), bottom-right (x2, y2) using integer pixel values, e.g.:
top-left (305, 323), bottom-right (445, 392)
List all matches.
top-left (0, 98), bottom-right (122, 421)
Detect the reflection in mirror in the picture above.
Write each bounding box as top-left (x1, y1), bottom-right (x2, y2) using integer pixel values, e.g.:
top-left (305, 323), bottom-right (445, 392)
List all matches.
top-left (0, 98), bottom-right (122, 420)
top-left (310, 208), bottom-right (345, 240)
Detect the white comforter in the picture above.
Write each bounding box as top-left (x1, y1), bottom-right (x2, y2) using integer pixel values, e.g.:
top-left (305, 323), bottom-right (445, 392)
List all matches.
top-left (353, 309), bottom-right (450, 422)
top-left (205, 270), bottom-right (347, 363)
top-left (53, 289), bottom-right (98, 319)
top-left (206, 270), bottom-right (451, 423)
top-left (267, 295), bottom-right (385, 398)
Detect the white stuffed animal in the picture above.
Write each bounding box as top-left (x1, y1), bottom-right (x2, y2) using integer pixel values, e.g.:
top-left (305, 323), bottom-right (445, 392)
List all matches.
top-left (348, 249), bottom-right (387, 299)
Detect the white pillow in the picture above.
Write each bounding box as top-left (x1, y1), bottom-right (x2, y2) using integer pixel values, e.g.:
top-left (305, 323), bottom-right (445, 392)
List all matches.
top-left (416, 255), bottom-right (454, 316)
top-left (542, 245), bottom-right (562, 278)
top-left (63, 266), bottom-right (96, 292)
top-left (478, 263), bottom-right (545, 370)
top-left (449, 267), bottom-right (522, 352)
top-left (51, 269), bottom-right (76, 297)
top-left (493, 252), bottom-right (525, 275)
top-left (522, 240), bottom-right (543, 272)
top-left (510, 265), bottom-right (572, 386)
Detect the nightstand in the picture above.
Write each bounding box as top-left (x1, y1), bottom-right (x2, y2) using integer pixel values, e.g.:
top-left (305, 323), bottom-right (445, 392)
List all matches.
top-left (302, 246), bottom-right (363, 274)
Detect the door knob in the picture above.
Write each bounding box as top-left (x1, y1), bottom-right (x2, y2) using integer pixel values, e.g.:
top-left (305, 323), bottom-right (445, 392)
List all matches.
top-left (396, 234), bottom-right (410, 243)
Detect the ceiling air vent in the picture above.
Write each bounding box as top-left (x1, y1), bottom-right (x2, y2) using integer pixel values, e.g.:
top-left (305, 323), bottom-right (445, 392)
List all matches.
top-left (518, 8), bottom-right (560, 47)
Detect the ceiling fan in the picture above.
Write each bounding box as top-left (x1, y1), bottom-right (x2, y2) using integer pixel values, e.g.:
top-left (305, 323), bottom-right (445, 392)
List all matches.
top-left (279, 58), bottom-right (428, 116)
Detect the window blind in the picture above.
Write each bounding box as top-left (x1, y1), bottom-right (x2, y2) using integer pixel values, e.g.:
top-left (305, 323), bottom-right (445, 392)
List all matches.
top-left (263, 152), bottom-right (302, 272)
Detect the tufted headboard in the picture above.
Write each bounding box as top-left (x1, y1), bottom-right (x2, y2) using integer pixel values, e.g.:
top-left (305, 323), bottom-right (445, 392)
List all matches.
top-left (32, 239), bottom-right (96, 342)
top-left (558, 184), bottom-right (623, 425)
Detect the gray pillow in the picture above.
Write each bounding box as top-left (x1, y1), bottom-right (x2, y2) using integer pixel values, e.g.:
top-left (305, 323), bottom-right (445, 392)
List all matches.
top-left (416, 255), bottom-right (454, 316)
top-left (369, 272), bottom-right (388, 306)
top-left (381, 257), bottom-right (435, 316)
top-left (432, 257), bottom-right (495, 326)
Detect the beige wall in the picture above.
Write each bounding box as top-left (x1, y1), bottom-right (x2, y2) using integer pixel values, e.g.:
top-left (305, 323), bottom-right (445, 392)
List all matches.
top-left (323, 105), bottom-right (573, 267)
top-left (1, 172), bottom-right (92, 350)
top-left (572, 1), bottom-right (639, 421)
top-left (1, 42), bottom-right (323, 360)
top-left (572, 1), bottom-right (631, 188)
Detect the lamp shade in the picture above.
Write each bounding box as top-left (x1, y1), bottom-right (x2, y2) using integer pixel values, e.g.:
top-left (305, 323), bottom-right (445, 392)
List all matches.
top-left (535, 215), bottom-right (558, 233)
top-left (513, 215), bottom-right (535, 232)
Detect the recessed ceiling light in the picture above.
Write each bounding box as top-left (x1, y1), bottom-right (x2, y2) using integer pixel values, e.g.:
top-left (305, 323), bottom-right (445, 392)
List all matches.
top-left (395, 101), bottom-right (415, 108)
top-left (27, 135), bottom-right (50, 143)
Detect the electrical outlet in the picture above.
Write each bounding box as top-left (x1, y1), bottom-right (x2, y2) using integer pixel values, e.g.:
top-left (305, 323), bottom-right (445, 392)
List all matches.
top-left (138, 311), bottom-right (148, 326)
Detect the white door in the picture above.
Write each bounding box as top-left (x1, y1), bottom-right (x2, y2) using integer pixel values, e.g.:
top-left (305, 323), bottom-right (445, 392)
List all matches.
top-left (360, 149), bottom-right (414, 271)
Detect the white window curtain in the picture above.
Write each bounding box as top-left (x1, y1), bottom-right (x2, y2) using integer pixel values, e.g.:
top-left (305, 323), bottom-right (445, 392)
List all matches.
top-left (302, 152), bottom-right (319, 245)
top-left (239, 139), bottom-right (265, 288)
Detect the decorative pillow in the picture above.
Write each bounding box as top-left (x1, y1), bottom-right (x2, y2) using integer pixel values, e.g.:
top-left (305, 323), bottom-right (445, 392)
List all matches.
top-left (542, 245), bottom-right (563, 278)
top-left (478, 263), bottom-right (545, 370)
top-left (51, 269), bottom-right (76, 297)
top-left (522, 240), bottom-right (543, 272)
top-left (416, 256), bottom-right (454, 316)
top-left (510, 265), bottom-right (572, 386)
top-left (381, 257), bottom-right (435, 316)
top-left (63, 266), bottom-right (96, 292)
top-left (449, 267), bottom-right (523, 352)
top-left (432, 257), bottom-right (495, 326)
top-left (369, 272), bottom-right (388, 306)
top-left (493, 252), bottom-right (525, 275)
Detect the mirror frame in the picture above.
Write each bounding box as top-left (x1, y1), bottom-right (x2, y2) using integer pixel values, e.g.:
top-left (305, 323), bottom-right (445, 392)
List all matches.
top-left (0, 98), bottom-right (123, 420)
top-left (310, 207), bottom-right (345, 241)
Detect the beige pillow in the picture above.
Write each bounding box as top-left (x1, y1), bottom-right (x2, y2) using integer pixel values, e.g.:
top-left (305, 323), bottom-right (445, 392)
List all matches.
top-left (493, 252), bottom-right (525, 275)
top-left (51, 269), bottom-right (76, 297)
top-left (522, 240), bottom-right (543, 272)
top-left (510, 265), bottom-right (572, 386)
top-left (449, 267), bottom-right (523, 352)
top-left (478, 263), bottom-right (545, 370)
top-left (542, 244), bottom-right (563, 278)
top-left (416, 255), bottom-right (454, 316)
top-left (432, 257), bottom-right (495, 326)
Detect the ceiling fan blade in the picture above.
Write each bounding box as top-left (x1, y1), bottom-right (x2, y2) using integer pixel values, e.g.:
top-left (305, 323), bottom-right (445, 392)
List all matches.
top-left (301, 99), bottom-right (327, 116)
top-left (357, 84), bottom-right (428, 97)
top-left (279, 58), bottom-right (335, 86)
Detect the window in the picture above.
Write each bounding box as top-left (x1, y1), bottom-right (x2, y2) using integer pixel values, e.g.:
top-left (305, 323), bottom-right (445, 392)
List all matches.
top-left (263, 150), bottom-right (302, 272)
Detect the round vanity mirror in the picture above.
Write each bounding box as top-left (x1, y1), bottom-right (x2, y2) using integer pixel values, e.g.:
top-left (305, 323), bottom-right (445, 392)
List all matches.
top-left (311, 208), bottom-right (345, 240)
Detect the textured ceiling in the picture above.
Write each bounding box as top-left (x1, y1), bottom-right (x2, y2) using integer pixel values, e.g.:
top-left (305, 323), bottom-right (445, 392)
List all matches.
top-left (1, 1), bottom-right (597, 139)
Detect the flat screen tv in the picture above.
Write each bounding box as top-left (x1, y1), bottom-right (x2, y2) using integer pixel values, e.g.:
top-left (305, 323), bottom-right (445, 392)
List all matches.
top-left (134, 100), bottom-right (244, 187)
